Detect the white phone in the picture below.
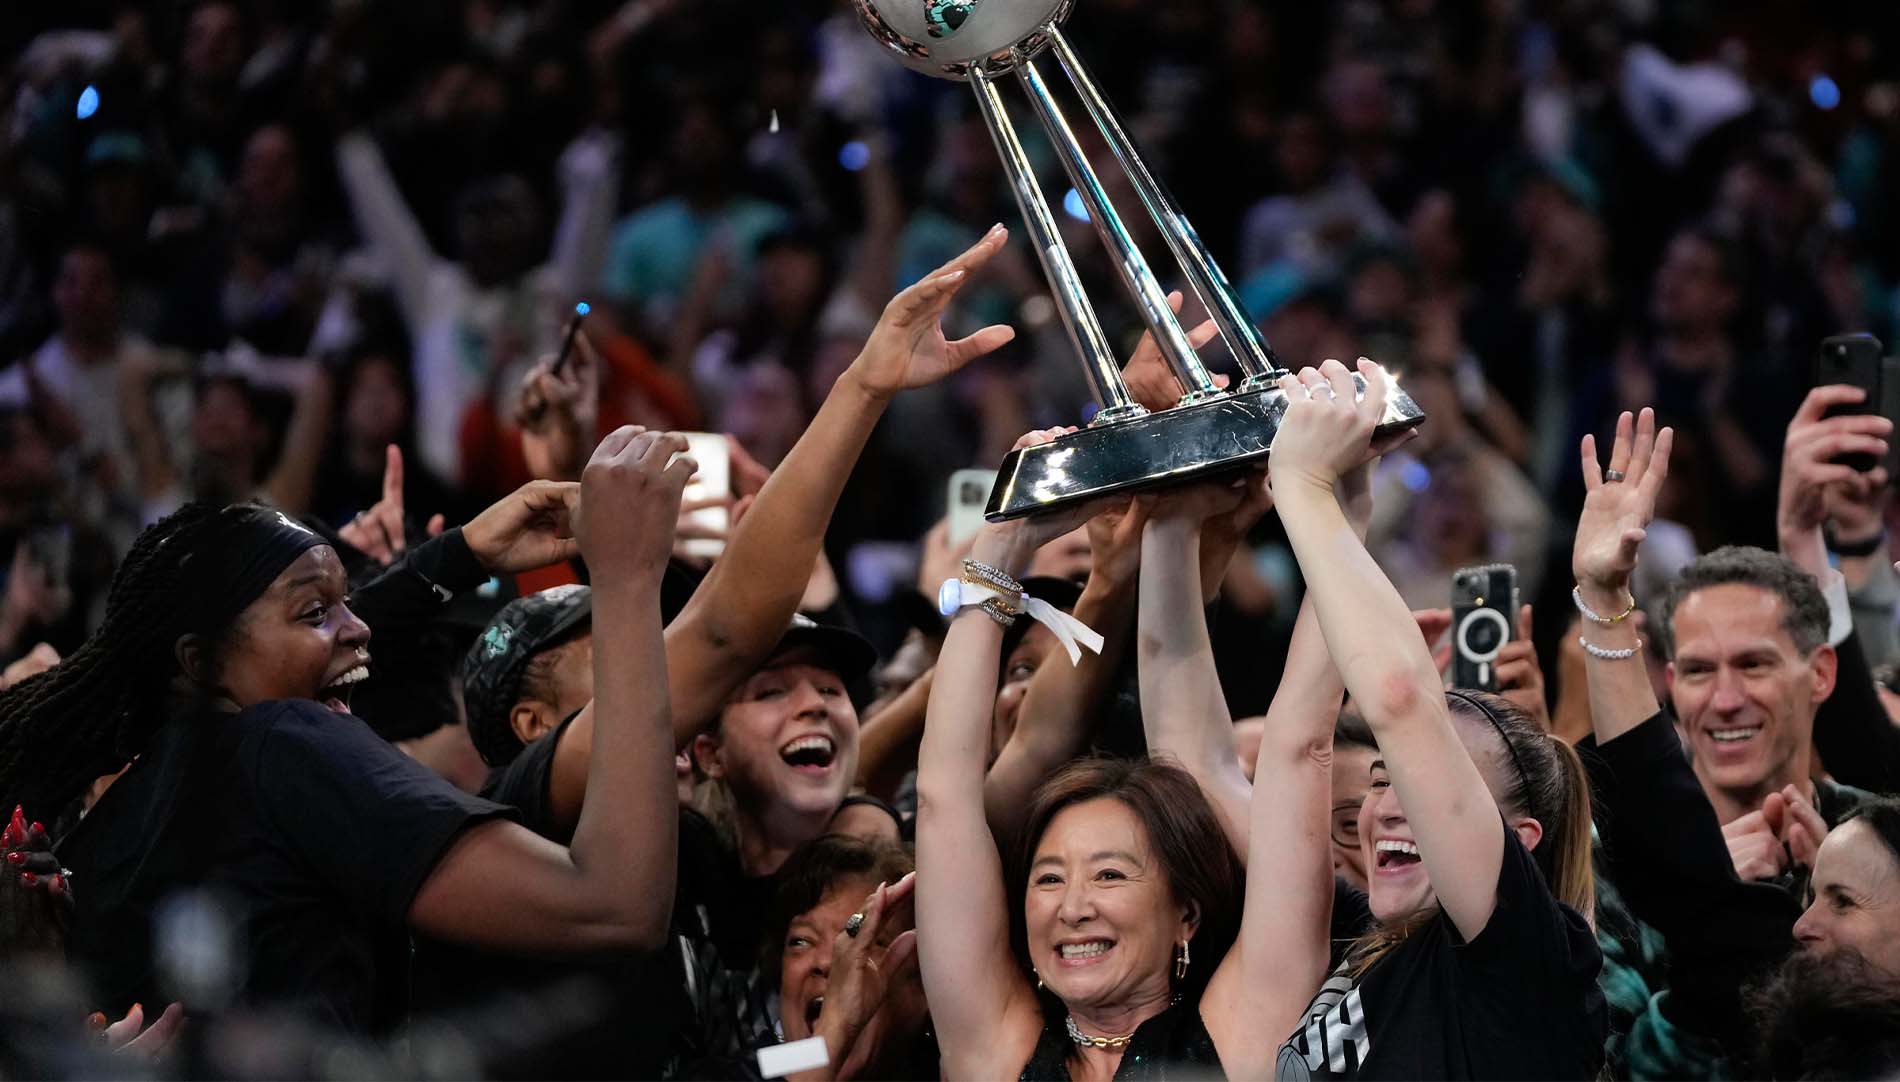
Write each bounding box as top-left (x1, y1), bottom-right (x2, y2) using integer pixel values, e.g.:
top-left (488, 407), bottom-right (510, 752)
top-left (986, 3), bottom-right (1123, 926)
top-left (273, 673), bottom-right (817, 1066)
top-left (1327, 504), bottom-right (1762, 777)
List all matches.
top-left (678, 433), bottom-right (732, 561)
top-left (947, 469), bottom-right (999, 545)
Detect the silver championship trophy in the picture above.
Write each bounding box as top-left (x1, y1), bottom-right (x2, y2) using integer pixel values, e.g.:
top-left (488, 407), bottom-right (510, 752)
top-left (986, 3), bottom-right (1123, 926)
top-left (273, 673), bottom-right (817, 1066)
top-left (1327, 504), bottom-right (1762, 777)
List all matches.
top-left (853, 0), bottom-right (1424, 519)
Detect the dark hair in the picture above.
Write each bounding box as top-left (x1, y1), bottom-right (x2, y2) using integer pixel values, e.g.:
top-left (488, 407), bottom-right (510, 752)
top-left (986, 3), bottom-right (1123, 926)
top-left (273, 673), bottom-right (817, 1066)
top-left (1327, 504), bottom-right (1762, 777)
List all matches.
top-left (1350, 691), bottom-right (1594, 971)
top-left (0, 503), bottom-right (303, 813)
top-left (1840, 797), bottom-right (1900, 866)
top-left (1009, 758), bottom-right (1242, 1008)
top-left (1335, 710), bottom-right (1376, 752)
top-left (1750, 949), bottom-right (1900, 1079)
top-left (1662, 545), bottom-right (1830, 656)
top-left (763, 834), bottom-right (913, 980)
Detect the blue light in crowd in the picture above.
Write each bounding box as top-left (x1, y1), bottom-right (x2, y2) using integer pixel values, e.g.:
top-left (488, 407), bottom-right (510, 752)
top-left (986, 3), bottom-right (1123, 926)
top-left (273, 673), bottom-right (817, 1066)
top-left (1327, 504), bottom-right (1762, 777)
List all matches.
top-left (1401, 459), bottom-right (1431, 493)
top-left (838, 140), bottom-right (870, 172)
top-left (1062, 189), bottom-right (1090, 222)
top-left (1810, 75), bottom-right (1841, 111)
top-left (574, 301), bottom-right (591, 317)
top-left (76, 85), bottom-right (100, 120)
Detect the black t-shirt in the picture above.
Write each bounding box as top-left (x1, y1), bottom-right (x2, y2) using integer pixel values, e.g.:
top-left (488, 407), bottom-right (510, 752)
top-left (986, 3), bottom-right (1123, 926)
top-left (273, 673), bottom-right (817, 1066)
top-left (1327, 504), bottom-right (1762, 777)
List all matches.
top-left (60, 700), bottom-right (509, 1033)
top-left (1275, 821), bottom-right (1606, 1080)
top-left (412, 712), bottom-right (777, 1077)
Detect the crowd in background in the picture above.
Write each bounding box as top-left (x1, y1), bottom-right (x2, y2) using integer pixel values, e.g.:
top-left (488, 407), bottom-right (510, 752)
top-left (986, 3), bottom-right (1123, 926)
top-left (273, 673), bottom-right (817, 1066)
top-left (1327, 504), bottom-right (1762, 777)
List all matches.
top-left (2, 0), bottom-right (1900, 1079)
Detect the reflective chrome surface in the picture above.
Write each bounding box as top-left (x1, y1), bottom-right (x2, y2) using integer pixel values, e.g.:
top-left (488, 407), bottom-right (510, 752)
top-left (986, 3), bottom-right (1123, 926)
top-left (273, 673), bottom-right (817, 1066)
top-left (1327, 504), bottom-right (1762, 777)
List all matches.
top-left (987, 378), bottom-right (1426, 520)
top-left (970, 66), bottom-right (1142, 422)
top-left (850, 0), bottom-right (1428, 516)
top-left (1014, 55), bottom-right (1221, 402)
top-left (850, 0), bottom-right (1075, 80)
top-left (1046, 27), bottom-right (1283, 385)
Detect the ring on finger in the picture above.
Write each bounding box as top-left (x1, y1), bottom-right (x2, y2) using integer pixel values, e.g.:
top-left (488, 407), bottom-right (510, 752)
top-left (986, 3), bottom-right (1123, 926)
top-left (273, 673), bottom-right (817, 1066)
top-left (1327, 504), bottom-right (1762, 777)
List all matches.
top-left (844, 912), bottom-right (866, 938)
top-left (1604, 469), bottom-right (1626, 483)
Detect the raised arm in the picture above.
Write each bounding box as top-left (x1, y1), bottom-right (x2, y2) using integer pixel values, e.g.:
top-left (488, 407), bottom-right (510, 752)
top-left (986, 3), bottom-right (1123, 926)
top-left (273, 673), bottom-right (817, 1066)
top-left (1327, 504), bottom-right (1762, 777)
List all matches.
top-left (1573, 409), bottom-right (1675, 744)
top-left (1271, 359), bottom-right (1504, 941)
top-left (663, 227), bottom-right (1016, 745)
top-left (915, 466), bottom-right (1096, 1078)
top-left (334, 131), bottom-right (438, 333)
top-left (983, 498), bottom-right (1142, 839)
top-left (1136, 480), bottom-right (1256, 849)
top-left (1575, 410), bottom-right (1802, 1061)
top-left (256, 358), bottom-right (334, 515)
top-left (407, 427), bottom-right (688, 953)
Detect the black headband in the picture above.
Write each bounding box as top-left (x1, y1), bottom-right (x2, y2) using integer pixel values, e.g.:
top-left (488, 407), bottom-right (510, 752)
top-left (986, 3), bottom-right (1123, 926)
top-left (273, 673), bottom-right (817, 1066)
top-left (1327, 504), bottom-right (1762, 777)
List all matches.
top-left (182, 509), bottom-right (328, 634)
top-left (1445, 689), bottom-right (1539, 827)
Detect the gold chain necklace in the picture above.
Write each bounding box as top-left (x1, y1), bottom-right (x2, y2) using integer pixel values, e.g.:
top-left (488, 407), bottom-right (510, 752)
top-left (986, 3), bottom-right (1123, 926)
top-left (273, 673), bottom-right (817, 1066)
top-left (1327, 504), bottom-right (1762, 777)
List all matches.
top-left (1065, 1016), bottom-right (1135, 1050)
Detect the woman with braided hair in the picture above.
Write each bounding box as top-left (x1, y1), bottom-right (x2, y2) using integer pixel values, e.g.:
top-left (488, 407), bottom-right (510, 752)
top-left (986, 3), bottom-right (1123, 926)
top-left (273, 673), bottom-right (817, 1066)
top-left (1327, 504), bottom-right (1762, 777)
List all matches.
top-left (3, 426), bottom-right (695, 1036)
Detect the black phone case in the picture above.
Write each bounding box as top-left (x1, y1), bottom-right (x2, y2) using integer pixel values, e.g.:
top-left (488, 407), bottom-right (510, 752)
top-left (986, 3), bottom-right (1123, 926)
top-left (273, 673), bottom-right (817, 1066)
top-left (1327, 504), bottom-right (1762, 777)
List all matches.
top-left (1815, 333), bottom-right (1885, 472)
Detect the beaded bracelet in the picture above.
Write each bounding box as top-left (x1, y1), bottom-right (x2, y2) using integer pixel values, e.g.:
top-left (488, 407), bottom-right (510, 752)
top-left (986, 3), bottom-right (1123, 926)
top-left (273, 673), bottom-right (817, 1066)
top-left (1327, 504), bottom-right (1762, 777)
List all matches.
top-left (1572, 585), bottom-right (1636, 626)
top-left (1578, 635), bottom-right (1642, 661)
top-left (962, 558), bottom-right (1024, 595)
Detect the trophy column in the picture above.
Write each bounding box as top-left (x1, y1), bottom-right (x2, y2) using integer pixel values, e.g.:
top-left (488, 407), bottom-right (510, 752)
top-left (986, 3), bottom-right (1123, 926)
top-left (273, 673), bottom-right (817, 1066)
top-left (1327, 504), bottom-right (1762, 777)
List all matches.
top-left (969, 67), bottom-right (1146, 425)
top-left (1045, 26), bottom-right (1285, 392)
top-left (1013, 55), bottom-right (1225, 406)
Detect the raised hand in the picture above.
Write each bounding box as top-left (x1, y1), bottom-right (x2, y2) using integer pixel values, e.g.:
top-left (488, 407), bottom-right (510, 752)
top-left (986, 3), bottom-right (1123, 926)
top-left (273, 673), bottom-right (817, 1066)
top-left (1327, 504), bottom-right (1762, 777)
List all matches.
top-left (1780, 386), bottom-right (1891, 531)
top-left (1573, 408), bottom-right (1675, 603)
top-left (1083, 496), bottom-right (1149, 591)
top-left (967, 428), bottom-right (1120, 578)
top-left (811, 873), bottom-right (921, 1076)
top-left (461, 480), bottom-right (584, 574)
top-left (847, 226), bottom-right (1017, 399)
top-left (517, 331), bottom-right (602, 482)
top-left (338, 445), bottom-right (412, 566)
top-left (576, 427), bottom-right (694, 584)
top-left (1121, 290), bottom-right (1224, 412)
top-left (1269, 358), bottom-right (1389, 490)
top-left (1493, 605), bottom-right (1550, 731)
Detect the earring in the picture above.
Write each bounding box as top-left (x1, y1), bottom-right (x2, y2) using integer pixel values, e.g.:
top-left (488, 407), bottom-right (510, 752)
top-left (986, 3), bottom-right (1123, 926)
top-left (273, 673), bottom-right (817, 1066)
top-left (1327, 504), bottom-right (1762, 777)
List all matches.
top-left (1034, 970), bottom-right (1044, 990)
top-left (1174, 940), bottom-right (1190, 981)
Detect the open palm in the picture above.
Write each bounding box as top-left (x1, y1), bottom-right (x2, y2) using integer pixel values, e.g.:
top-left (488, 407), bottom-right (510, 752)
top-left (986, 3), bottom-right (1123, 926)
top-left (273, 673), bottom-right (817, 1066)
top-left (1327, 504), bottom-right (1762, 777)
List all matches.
top-left (852, 225), bottom-right (1018, 397)
top-left (1573, 408), bottom-right (1674, 590)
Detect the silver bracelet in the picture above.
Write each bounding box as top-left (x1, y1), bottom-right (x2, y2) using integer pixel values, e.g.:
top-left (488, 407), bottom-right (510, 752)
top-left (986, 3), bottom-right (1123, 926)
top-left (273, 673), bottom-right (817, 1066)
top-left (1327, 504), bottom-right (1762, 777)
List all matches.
top-left (1572, 585), bottom-right (1636, 625)
top-left (1578, 635), bottom-right (1642, 661)
top-left (961, 558), bottom-right (1023, 595)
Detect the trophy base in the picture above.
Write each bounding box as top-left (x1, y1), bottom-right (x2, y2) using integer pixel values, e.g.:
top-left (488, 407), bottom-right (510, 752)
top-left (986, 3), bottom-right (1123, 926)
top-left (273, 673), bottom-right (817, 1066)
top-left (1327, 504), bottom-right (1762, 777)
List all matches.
top-left (985, 382), bottom-right (1425, 521)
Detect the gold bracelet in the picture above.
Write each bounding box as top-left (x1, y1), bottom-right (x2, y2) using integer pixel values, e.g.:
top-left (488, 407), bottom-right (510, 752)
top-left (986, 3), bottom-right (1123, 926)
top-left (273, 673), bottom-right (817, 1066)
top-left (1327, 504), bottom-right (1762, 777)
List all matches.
top-left (1572, 585), bottom-right (1636, 625)
top-left (978, 597), bottom-right (1019, 627)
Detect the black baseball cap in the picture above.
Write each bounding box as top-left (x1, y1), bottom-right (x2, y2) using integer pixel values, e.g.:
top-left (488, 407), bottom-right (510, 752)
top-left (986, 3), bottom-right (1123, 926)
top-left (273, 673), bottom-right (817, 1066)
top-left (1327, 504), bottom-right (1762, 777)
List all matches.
top-left (463, 584), bottom-right (594, 767)
top-left (763, 614), bottom-right (880, 683)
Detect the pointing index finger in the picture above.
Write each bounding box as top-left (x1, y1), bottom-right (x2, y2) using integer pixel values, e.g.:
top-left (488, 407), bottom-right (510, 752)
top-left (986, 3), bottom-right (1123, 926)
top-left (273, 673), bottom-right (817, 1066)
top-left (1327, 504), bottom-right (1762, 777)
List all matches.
top-left (382, 444), bottom-right (405, 505)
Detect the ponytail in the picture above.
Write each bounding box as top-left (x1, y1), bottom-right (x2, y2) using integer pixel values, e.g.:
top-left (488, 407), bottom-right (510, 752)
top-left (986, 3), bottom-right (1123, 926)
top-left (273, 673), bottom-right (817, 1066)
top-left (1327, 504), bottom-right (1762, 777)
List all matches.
top-left (1545, 735), bottom-right (1596, 922)
top-left (1351, 690), bottom-right (1597, 970)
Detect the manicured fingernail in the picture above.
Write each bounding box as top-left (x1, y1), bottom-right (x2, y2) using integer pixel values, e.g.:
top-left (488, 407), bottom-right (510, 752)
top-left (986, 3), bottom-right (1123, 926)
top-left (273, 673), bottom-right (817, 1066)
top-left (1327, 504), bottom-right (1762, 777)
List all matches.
top-left (4, 852), bottom-right (21, 865)
top-left (87, 1012), bottom-right (106, 1030)
top-left (20, 872), bottom-right (36, 886)
top-left (29, 821), bottom-right (43, 835)
top-left (51, 874), bottom-right (63, 891)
